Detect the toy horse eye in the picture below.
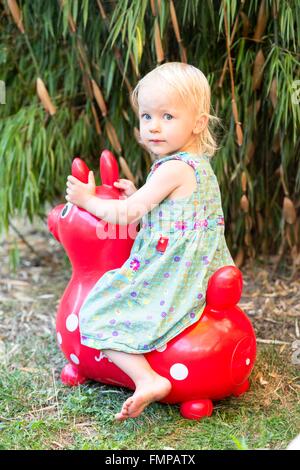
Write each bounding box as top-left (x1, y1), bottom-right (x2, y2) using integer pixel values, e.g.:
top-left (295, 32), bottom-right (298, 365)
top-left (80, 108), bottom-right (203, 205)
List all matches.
top-left (61, 202), bottom-right (73, 219)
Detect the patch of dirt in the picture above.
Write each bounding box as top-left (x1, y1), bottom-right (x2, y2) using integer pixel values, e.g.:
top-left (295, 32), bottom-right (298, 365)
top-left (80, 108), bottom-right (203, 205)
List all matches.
top-left (0, 214), bottom-right (69, 355)
top-left (240, 263), bottom-right (299, 344)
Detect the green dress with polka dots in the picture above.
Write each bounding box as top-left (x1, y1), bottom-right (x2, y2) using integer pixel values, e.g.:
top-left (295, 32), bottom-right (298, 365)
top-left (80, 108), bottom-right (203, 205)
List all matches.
top-left (79, 151), bottom-right (235, 353)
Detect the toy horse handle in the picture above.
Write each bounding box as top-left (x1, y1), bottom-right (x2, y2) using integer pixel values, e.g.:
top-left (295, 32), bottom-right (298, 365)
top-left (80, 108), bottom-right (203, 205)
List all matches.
top-left (70, 150), bottom-right (119, 187)
top-left (71, 158), bottom-right (90, 183)
top-left (100, 149), bottom-right (119, 187)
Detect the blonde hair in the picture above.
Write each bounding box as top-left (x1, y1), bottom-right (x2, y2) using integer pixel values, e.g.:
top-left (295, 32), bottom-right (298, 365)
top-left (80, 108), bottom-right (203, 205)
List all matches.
top-left (130, 62), bottom-right (220, 158)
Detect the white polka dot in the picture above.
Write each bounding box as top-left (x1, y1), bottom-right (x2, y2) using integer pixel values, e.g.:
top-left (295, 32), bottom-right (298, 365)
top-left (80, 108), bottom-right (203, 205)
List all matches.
top-left (170, 363), bottom-right (189, 380)
top-left (66, 314), bottom-right (78, 332)
top-left (245, 358), bottom-right (250, 366)
top-left (70, 354), bottom-right (80, 365)
top-left (156, 344), bottom-right (167, 352)
top-left (57, 332), bottom-right (62, 345)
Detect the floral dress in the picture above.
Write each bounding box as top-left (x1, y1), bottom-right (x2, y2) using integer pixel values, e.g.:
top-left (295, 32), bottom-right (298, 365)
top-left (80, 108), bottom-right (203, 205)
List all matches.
top-left (79, 151), bottom-right (235, 353)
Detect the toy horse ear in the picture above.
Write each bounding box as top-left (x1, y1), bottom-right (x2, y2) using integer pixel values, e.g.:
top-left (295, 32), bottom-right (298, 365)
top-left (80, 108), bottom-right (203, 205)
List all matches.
top-left (100, 149), bottom-right (119, 186)
top-left (71, 158), bottom-right (90, 183)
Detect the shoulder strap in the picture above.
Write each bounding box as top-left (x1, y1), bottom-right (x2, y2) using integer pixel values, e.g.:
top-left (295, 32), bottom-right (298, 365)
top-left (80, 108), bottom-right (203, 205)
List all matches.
top-left (148, 152), bottom-right (202, 184)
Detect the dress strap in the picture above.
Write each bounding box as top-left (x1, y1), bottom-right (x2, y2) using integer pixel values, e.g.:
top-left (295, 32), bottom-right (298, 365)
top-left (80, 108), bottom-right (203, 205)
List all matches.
top-left (148, 152), bottom-right (202, 185)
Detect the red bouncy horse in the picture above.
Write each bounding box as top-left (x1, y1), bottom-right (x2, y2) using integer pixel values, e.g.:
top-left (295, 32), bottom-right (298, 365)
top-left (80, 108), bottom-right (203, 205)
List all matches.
top-left (48, 150), bottom-right (256, 420)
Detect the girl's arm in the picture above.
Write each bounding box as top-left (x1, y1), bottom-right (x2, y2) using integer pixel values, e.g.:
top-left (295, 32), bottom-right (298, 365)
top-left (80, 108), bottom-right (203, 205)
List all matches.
top-left (66, 160), bottom-right (185, 225)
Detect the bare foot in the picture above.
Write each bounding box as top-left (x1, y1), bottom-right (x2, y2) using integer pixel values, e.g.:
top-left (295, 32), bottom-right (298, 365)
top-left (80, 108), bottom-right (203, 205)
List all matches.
top-left (115, 374), bottom-right (171, 421)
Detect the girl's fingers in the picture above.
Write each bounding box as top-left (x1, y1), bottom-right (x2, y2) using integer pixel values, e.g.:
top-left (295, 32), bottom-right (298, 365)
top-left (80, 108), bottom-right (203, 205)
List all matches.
top-left (67, 175), bottom-right (77, 183)
top-left (67, 175), bottom-right (83, 187)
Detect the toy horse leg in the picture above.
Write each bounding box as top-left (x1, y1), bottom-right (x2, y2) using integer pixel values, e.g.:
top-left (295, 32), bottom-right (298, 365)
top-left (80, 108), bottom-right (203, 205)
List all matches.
top-left (232, 379), bottom-right (250, 397)
top-left (180, 399), bottom-right (213, 420)
top-left (61, 363), bottom-right (87, 386)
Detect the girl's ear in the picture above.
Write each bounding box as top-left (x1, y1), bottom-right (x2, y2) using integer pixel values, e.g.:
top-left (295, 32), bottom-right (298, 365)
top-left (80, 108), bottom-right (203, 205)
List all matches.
top-left (193, 115), bottom-right (209, 134)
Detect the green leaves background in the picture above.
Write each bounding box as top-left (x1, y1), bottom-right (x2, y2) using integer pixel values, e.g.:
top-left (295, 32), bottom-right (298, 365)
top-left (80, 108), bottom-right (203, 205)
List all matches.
top-left (0, 0), bottom-right (299, 266)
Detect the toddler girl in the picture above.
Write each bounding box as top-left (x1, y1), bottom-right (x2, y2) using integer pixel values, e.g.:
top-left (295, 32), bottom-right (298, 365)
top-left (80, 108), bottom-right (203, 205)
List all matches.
top-left (65, 62), bottom-right (235, 420)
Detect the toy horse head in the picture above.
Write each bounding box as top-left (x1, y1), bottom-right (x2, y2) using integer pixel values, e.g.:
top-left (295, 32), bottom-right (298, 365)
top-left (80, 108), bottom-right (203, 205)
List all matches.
top-left (47, 150), bottom-right (137, 275)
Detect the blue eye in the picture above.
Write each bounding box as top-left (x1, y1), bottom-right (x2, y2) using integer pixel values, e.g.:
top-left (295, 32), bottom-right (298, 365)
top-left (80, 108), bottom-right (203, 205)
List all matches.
top-left (141, 113), bottom-right (151, 120)
top-left (164, 113), bottom-right (173, 120)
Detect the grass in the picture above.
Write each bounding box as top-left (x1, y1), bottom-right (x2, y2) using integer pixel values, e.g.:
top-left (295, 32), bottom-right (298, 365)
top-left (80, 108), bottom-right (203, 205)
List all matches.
top-left (0, 333), bottom-right (299, 450)
top-left (0, 222), bottom-right (299, 450)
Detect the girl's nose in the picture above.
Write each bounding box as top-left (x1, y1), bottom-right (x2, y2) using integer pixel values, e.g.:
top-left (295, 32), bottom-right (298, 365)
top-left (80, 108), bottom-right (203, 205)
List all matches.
top-left (149, 118), bottom-right (161, 133)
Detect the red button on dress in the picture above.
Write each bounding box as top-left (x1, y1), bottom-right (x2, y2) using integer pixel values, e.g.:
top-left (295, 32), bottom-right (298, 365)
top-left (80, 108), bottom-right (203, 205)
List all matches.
top-left (156, 236), bottom-right (169, 252)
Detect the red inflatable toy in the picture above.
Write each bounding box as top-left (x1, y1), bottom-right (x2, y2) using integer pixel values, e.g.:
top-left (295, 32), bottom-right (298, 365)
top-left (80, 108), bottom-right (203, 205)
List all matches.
top-left (48, 149), bottom-right (256, 420)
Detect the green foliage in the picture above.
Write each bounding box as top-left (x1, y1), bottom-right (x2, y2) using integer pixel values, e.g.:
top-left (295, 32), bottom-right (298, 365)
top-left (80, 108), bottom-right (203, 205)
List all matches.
top-left (0, 0), bottom-right (299, 260)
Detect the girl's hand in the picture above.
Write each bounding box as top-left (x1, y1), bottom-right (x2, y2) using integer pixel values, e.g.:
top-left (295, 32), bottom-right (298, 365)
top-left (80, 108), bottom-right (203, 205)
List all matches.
top-left (113, 179), bottom-right (137, 198)
top-left (65, 171), bottom-right (96, 209)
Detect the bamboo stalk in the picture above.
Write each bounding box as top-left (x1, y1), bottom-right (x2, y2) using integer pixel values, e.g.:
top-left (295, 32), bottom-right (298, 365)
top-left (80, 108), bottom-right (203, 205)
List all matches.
top-left (76, 39), bottom-right (92, 76)
top-left (257, 212), bottom-right (264, 234)
top-left (7, 0), bottom-right (25, 34)
top-left (240, 195), bottom-right (249, 213)
top-left (240, 11), bottom-right (250, 37)
top-left (154, 18), bottom-right (164, 64)
top-left (241, 172), bottom-right (247, 192)
top-left (218, 4), bottom-right (243, 88)
top-left (68, 15), bottom-right (77, 34)
top-left (91, 103), bottom-right (102, 135)
top-left (105, 120), bottom-right (122, 154)
top-left (245, 140), bottom-right (256, 165)
top-left (234, 247), bottom-right (244, 268)
top-left (119, 157), bottom-right (135, 183)
top-left (279, 165), bottom-right (289, 196)
top-left (91, 79), bottom-right (108, 117)
top-left (252, 49), bottom-right (265, 90)
top-left (218, 57), bottom-right (229, 88)
top-left (269, 78), bottom-right (277, 108)
top-left (150, 0), bottom-right (163, 17)
top-left (36, 78), bottom-right (56, 115)
top-left (129, 51), bottom-right (139, 79)
top-left (223, 1), bottom-right (243, 146)
top-left (170, 0), bottom-right (180, 41)
top-left (253, 0), bottom-right (268, 42)
top-left (96, 0), bottom-right (107, 19)
top-left (283, 197), bottom-right (297, 224)
top-left (59, 0), bottom-right (76, 33)
top-left (82, 72), bottom-right (93, 100)
top-left (169, 0), bottom-right (187, 63)
top-left (150, 0), bottom-right (157, 16)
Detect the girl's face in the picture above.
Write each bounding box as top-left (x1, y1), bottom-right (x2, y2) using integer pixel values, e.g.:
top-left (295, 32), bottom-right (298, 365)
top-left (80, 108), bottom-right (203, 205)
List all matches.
top-left (138, 80), bottom-right (201, 157)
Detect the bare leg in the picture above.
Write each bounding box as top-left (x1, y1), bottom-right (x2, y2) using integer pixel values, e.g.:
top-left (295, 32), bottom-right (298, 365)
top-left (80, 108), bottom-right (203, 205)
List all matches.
top-left (103, 349), bottom-right (171, 421)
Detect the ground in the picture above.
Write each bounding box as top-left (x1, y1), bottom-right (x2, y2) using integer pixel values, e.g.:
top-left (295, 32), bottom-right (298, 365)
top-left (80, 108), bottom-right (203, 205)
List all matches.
top-left (0, 214), bottom-right (299, 450)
